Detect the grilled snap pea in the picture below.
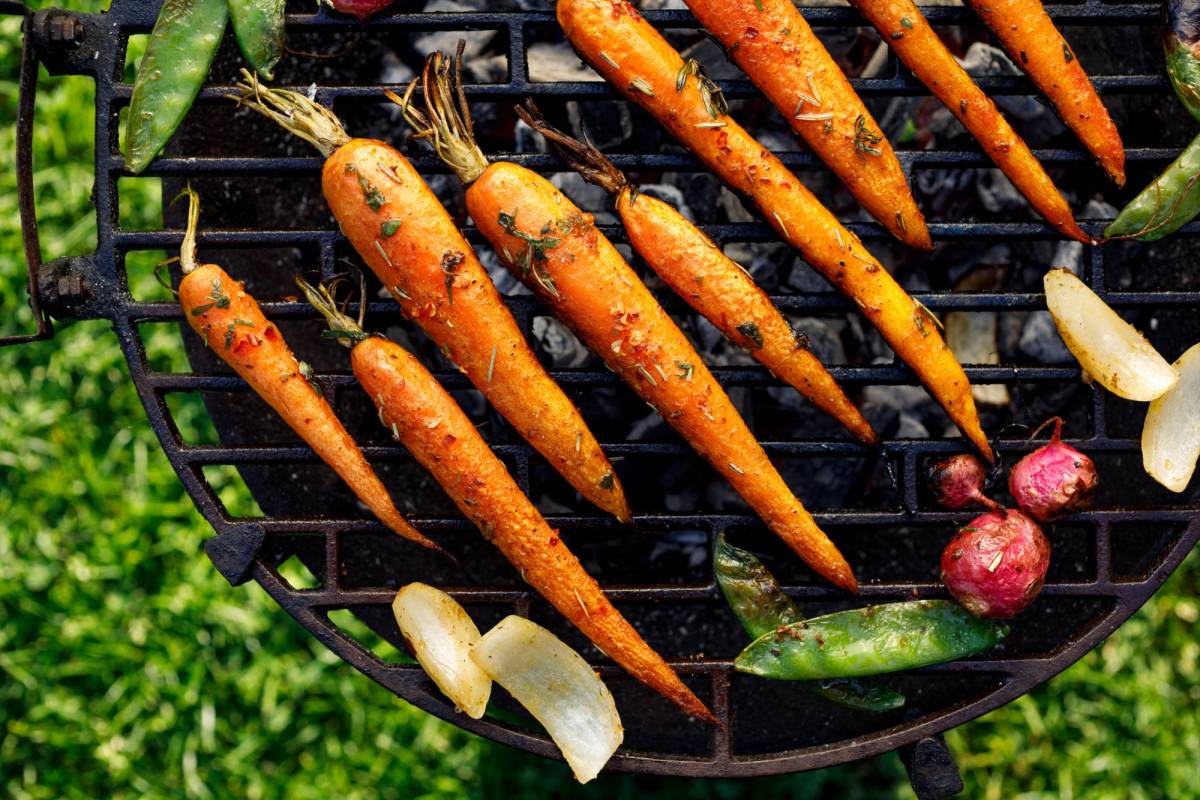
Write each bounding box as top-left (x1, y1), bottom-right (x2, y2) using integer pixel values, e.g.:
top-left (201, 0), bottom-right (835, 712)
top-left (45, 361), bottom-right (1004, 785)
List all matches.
top-left (734, 600), bottom-right (1007, 681)
top-left (1166, 0), bottom-right (1200, 121)
top-left (124, 0), bottom-right (228, 174)
top-left (229, 0), bottom-right (285, 78)
top-left (714, 534), bottom-right (905, 712)
top-left (1104, 133), bottom-right (1200, 241)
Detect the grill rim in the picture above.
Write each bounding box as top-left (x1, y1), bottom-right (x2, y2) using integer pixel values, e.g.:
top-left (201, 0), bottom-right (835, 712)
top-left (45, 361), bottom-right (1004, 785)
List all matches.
top-left (18, 0), bottom-right (1200, 778)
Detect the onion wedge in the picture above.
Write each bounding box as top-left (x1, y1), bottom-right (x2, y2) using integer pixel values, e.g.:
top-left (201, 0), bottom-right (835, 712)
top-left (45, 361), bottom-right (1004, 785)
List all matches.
top-left (1044, 268), bottom-right (1178, 401)
top-left (392, 583), bottom-right (491, 719)
top-left (1143, 343), bottom-right (1200, 492)
top-left (471, 616), bottom-right (623, 783)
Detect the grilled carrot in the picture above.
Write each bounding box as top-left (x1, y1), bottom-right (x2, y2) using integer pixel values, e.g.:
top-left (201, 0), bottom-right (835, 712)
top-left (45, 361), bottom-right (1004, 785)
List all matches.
top-left (684, 0), bottom-right (930, 249)
top-left (230, 74), bottom-right (630, 522)
top-left (556, 0), bottom-right (994, 462)
top-left (843, 0), bottom-right (1092, 242)
top-left (963, 0), bottom-right (1124, 185)
top-left (175, 188), bottom-right (438, 551)
top-left (297, 279), bottom-right (713, 722)
top-left (398, 49), bottom-right (858, 592)
top-left (516, 102), bottom-right (877, 446)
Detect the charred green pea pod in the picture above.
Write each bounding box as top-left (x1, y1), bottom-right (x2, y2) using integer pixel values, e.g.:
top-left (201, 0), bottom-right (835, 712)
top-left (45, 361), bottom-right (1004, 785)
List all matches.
top-left (714, 534), bottom-right (905, 712)
top-left (734, 600), bottom-right (1007, 681)
top-left (1166, 0), bottom-right (1200, 121)
top-left (229, 0), bottom-right (286, 79)
top-left (124, 0), bottom-right (228, 174)
top-left (1104, 132), bottom-right (1200, 241)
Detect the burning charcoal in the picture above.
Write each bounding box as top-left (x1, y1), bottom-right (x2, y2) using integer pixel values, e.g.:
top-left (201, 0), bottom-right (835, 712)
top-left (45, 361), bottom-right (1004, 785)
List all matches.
top-left (664, 171), bottom-right (725, 223)
top-left (960, 43), bottom-right (1064, 139)
top-left (476, 247), bottom-right (531, 297)
top-left (977, 169), bottom-right (1029, 215)
top-left (636, 183), bottom-right (693, 223)
top-left (945, 267), bottom-right (1010, 407)
top-left (627, 409), bottom-right (669, 441)
top-left (649, 530), bottom-right (709, 569)
top-left (862, 384), bottom-right (937, 441)
top-left (465, 54), bottom-right (508, 84)
top-left (790, 318), bottom-right (847, 365)
top-left (527, 42), bottom-right (601, 83)
top-left (413, 1), bottom-right (497, 60)
top-left (551, 172), bottom-right (616, 223)
top-left (566, 100), bottom-right (634, 151)
top-left (679, 38), bottom-right (740, 81)
top-left (719, 186), bottom-right (756, 223)
top-left (532, 316), bottom-right (594, 368)
top-left (786, 257), bottom-right (834, 294)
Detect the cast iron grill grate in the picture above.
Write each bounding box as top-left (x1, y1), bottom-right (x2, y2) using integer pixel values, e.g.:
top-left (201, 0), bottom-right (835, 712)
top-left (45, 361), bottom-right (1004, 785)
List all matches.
top-left (11, 0), bottom-right (1200, 781)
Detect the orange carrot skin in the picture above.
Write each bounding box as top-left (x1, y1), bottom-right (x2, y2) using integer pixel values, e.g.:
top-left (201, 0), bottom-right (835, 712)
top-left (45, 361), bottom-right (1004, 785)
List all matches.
top-left (685, 0), bottom-right (931, 249)
top-left (558, 0), bottom-right (993, 462)
top-left (467, 161), bottom-right (857, 592)
top-left (616, 189), bottom-right (877, 446)
top-left (179, 264), bottom-right (436, 549)
top-left (964, 0), bottom-right (1125, 185)
top-left (351, 337), bottom-right (713, 721)
top-left (845, 0), bottom-right (1091, 242)
top-left (322, 139), bottom-right (630, 522)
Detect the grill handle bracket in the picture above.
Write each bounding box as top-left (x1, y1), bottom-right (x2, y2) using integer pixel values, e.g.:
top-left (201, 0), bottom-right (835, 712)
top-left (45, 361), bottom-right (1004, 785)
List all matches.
top-left (204, 522), bottom-right (267, 587)
top-left (899, 735), bottom-right (964, 799)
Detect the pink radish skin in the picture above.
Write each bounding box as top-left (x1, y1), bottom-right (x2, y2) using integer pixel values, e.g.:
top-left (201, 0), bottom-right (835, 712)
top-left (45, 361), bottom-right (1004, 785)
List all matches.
top-left (927, 454), bottom-right (1002, 511)
top-left (1008, 417), bottom-right (1098, 523)
top-left (941, 509), bottom-right (1050, 619)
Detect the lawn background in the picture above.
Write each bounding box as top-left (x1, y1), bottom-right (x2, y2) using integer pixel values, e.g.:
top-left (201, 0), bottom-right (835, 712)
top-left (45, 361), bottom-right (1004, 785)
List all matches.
top-left (1, 4), bottom-right (1198, 798)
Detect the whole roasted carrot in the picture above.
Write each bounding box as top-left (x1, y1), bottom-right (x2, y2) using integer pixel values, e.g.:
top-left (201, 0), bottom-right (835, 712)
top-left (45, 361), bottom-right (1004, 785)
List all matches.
top-left (962, 0), bottom-right (1124, 185)
top-left (684, 0), bottom-right (930, 249)
top-left (843, 0), bottom-right (1091, 242)
top-left (297, 279), bottom-right (713, 722)
top-left (175, 188), bottom-right (438, 551)
top-left (230, 74), bottom-right (630, 522)
top-left (555, 0), bottom-right (993, 462)
top-left (516, 102), bottom-right (877, 446)
top-left (399, 50), bottom-right (858, 592)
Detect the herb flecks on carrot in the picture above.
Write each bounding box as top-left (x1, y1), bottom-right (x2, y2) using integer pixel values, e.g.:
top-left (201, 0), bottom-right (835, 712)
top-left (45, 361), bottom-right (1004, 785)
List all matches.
top-left (402, 49), bottom-right (859, 591)
top-left (685, 0), bottom-right (931, 249)
top-left (555, 0), bottom-right (993, 461)
top-left (176, 187), bottom-right (439, 552)
top-left (516, 101), bottom-right (877, 446)
top-left (298, 278), bottom-right (714, 723)
top-left (843, 0), bottom-right (1092, 242)
top-left (231, 71), bottom-right (631, 522)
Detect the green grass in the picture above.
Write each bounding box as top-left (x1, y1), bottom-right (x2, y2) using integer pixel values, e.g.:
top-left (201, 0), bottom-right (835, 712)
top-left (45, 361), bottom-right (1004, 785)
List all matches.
top-left (1, 4), bottom-right (1197, 798)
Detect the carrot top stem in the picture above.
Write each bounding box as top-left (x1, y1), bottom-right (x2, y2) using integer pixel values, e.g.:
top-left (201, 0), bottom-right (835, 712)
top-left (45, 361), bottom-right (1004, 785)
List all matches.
top-left (514, 100), bottom-right (627, 197)
top-left (230, 69), bottom-right (351, 158)
top-left (294, 276), bottom-right (372, 347)
top-left (179, 183), bottom-right (202, 275)
top-left (391, 41), bottom-right (489, 184)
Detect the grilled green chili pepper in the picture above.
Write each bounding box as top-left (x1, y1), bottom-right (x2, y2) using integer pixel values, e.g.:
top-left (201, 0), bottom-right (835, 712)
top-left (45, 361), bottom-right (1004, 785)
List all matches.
top-left (124, 0), bottom-right (228, 174)
top-left (734, 600), bottom-right (1007, 681)
top-left (1166, 0), bottom-right (1200, 121)
top-left (715, 534), bottom-right (905, 712)
top-left (1104, 132), bottom-right (1200, 241)
top-left (229, 0), bottom-right (285, 79)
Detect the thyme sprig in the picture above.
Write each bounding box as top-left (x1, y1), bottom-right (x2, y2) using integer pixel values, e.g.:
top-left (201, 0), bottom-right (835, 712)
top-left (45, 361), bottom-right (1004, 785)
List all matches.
top-left (853, 114), bottom-right (883, 157)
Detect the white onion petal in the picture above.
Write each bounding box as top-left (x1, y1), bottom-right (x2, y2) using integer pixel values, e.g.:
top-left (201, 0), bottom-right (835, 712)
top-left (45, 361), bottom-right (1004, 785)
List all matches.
top-left (471, 616), bottom-right (623, 783)
top-left (1044, 268), bottom-right (1178, 401)
top-left (392, 583), bottom-right (491, 719)
top-left (1143, 342), bottom-right (1200, 492)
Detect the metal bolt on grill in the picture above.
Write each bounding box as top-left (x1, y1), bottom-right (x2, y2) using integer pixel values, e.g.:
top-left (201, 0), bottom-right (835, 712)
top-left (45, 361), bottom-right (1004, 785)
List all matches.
top-left (6, 0), bottom-right (1200, 788)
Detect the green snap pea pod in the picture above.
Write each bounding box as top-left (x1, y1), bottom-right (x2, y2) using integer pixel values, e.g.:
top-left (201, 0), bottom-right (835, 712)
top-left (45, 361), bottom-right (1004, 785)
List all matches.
top-left (124, 0), bottom-right (228, 174)
top-left (734, 600), bottom-right (1007, 681)
top-left (1104, 132), bottom-right (1200, 241)
top-left (715, 534), bottom-right (905, 712)
top-left (1166, 0), bottom-right (1200, 122)
top-left (229, 0), bottom-right (285, 79)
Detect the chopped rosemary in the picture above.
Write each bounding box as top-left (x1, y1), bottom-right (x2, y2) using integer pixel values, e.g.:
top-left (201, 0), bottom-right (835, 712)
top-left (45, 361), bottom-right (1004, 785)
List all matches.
top-left (487, 344), bottom-right (497, 383)
top-left (900, 16), bottom-right (913, 28)
top-left (380, 219), bottom-right (402, 237)
top-left (653, 363), bottom-right (669, 382)
top-left (729, 462), bottom-right (745, 475)
top-left (794, 111), bottom-right (834, 122)
top-left (675, 61), bottom-right (690, 93)
top-left (599, 50), bottom-right (619, 69)
top-left (629, 76), bottom-right (655, 96)
top-left (737, 321), bottom-right (764, 349)
top-left (636, 364), bottom-right (658, 386)
top-left (298, 361), bottom-right (321, 394)
top-left (373, 239), bottom-right (393, 267)
top-left (598, 472), bottom-right (615, 490)
top-left (391, 422), bottom-right (400, 441)
top-left (896, 212), bottom-right (907, 234)
top-left (675, 360), bottom-right (694, 381)
top-left (853, 114), bottom-right (883, 157)
top-left (773, 211), bottom-right (790, 239)
top-left (694, 121), bottom-right (727, 128)
top-left (391, 284), bottom-right (410, 301)
top-left (914, 310), bottom-right (930, 337)
top-left (575, 431), bottom-right (582, 453)
top-left (834, 228), bottom-right (845, 250)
